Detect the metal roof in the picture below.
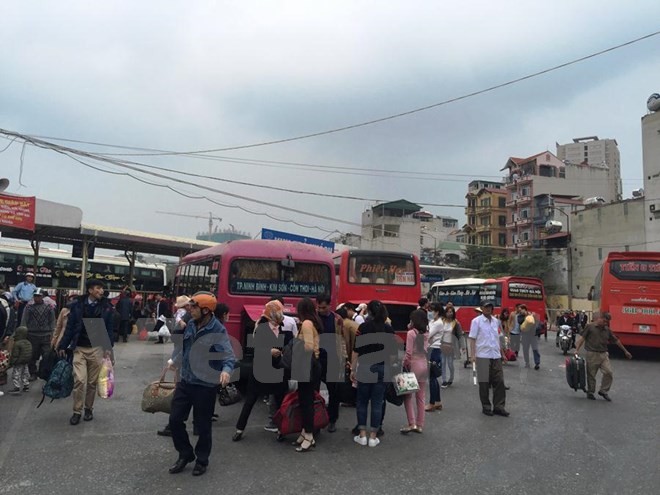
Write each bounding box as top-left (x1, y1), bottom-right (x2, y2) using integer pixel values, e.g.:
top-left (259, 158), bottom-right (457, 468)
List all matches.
top-left (0, 197), bottom-right (216, 257)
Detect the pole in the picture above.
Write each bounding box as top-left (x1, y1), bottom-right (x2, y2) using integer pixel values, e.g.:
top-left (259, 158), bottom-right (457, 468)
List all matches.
top-left (30, 238), bottom-right (40, 275)
top-left (208, 212), bottom-right (213, 239)
top-left (125, 249), bottom-right (137, 291)
top-left (79, 240), bottom-right (89, 293)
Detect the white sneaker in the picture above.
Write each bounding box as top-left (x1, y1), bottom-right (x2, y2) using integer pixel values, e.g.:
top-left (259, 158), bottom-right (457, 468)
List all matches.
top-left (368, 437), bottom-right (380, 448)
top-left (353, 435), bottom-right (367, 446)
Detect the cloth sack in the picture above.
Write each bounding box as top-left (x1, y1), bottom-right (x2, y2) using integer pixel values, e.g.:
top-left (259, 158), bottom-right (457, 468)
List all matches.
top-left (141, 368), bottom-right (176, 414)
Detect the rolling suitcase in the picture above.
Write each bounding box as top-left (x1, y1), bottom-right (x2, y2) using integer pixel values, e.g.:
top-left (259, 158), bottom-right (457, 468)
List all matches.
top-left (565, 355), bottom-right (586, 392)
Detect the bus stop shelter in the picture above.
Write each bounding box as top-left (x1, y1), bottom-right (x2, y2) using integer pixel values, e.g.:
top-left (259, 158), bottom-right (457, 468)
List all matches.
top-left (0, 195), bottom-right (215, 291)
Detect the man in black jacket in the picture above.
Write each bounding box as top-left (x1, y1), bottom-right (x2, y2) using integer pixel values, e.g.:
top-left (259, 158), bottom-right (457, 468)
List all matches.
top-left (57, 280), bottom-right (114, 425)
top-left (116, 289), bottom-right (133, 343)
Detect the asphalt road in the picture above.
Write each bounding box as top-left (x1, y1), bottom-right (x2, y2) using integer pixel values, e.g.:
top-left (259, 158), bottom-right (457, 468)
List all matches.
top-left (1, 336), bottom-right (658, 495)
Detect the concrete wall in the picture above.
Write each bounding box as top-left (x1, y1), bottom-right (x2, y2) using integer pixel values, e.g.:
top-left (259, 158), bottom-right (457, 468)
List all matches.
top-left (570, 198), bottom-right (645, 299)
top-left (532, 166), bottom-right (611, 200)
top-left (557, 138), bottom-right (622, 201)
top-left (642, 111), bottom-right (660, 251)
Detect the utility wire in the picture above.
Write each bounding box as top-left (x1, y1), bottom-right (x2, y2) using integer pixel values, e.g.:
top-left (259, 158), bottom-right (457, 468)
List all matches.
top-left (45, 30), bottom-right (660, 156)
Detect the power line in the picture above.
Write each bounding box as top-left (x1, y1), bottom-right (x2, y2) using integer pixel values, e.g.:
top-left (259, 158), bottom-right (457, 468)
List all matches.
top-left (47, 30), bottom-right (660, 155)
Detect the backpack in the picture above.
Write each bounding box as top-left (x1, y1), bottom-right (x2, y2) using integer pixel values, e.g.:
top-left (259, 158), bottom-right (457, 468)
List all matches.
top-left (38, 349), bottom-right (59, 381)
top-left (38, 358), bottom-right (74, 407)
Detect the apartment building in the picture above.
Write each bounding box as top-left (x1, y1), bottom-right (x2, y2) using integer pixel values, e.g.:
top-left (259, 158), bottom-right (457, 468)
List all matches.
top-left (360, 199), bottom-right (458, 256)
top-left (642, 101), bottom-right (660, 251)
top-left (557, 136), bottom-right (622, 201)
top-left (464, 180), bottom-right (508, 248)
top-left (502, 151), bottom-right (613, 251)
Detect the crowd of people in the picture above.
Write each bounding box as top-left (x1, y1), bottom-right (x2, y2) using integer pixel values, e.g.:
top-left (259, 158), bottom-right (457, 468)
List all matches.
top-left (0, 274), bottom-right (633, 477)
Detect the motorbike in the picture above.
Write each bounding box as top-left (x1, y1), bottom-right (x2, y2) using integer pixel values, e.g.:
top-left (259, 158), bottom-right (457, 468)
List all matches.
top-left (557, 324), bottom-right (573, 355)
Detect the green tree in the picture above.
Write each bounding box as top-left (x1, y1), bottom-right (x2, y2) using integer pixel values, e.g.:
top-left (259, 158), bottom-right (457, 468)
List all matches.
top-left (459, 246), bottom-right (493, 271)
top-left (509, 253), bottom-right (552, 280)
top-left (480, 257), bottom-right (512, 278)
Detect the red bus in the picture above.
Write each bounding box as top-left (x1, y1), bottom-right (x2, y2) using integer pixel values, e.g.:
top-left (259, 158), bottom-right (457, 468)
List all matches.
top-left (594, 252), bottom-right (660, 348)
top-left (428, 276), bottom-right (547, 334)
top-left (174, 240), bottom-right (336, 359)
top-left (333, 249), bottom-right (420, 336)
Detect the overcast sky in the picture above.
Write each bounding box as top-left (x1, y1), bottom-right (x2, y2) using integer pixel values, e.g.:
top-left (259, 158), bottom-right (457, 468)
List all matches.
top-left (1, 1), bottom-right (659, 246)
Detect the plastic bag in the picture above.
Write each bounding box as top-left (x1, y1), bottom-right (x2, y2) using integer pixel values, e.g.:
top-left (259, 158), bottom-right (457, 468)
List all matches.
top-left (97, 357), bottom-right (114, 399)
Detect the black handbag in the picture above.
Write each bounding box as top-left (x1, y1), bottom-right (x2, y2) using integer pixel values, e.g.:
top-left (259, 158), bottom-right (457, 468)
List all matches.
top-left (217, 384), bottom-right (242, 406)
top-left (429, 360), bottom-right (442, 379)
top-left (385, 382), bottom-right (404, 406)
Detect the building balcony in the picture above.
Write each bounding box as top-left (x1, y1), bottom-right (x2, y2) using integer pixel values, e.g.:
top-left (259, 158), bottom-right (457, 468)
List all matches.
top-left (505, 175), bottom-right (533, 188)
top-left (506, 240), bottom-right (532, 250)
top-left (506, 198), bottom-right (518, 207)
top-left (506, 218), bottom-right (532, 229)
top-left (517, 195), bottom-right (532, 204)
top-left (476, 207), bottom-right (491, 216)
top-left (476, 224), bottom-right (491, 233)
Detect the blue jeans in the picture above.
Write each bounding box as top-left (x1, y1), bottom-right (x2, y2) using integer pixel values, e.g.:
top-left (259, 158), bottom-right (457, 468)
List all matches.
top-left (428, 348), bottom-right (442, 404)
top-left (356, 363), bottom-right (385, 432)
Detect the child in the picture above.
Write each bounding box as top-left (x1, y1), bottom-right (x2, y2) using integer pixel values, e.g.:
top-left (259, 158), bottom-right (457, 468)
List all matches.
top-left (9, 326), bottom-right (32, 395)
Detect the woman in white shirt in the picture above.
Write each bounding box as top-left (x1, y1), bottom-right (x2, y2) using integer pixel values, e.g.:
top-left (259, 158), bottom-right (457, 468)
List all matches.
top-left (426, 302), bottom-right (444, 412)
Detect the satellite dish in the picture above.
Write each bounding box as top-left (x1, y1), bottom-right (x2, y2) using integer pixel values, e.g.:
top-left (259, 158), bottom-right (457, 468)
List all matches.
top-left (648, 93), bottom-right (660, 112)
top-left (0, 178), bottom-right (9, 192)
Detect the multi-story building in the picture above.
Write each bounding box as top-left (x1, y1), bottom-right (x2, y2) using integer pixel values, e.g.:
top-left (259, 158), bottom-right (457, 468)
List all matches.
top-left (360, 199), bottom-right (459, 256)
top-left (502, 151), bottom-right (613, 252)
top-left (557, 136), bottom-right (622, 201)
top-left (642, 97), bottom-right (660, 251)
top-left (571, 198), bottom-right (645, 300)
top-left (464, 180), bottom-right (508, 248)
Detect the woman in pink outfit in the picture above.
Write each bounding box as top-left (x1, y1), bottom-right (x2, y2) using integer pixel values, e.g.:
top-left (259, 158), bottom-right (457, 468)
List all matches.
top-left (401, 309), bottom-right (429, 434)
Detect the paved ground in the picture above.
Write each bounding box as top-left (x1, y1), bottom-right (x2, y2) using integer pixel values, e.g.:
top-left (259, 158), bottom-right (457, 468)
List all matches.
top-left (1, 336), bottom-right (658, 495)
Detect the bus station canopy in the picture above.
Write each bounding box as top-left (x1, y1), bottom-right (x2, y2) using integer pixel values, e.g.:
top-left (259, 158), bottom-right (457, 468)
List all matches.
top-left (0, 196), bottom-right (215, 257)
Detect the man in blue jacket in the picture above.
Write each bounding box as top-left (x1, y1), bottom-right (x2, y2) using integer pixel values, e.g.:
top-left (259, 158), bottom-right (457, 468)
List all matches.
top-left (57, 280), bottom-right (114, 425)
top-left (167, 291), bottom-right (235, 477)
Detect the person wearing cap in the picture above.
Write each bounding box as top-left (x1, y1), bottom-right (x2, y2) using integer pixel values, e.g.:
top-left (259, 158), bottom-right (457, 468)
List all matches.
top-left (344, 303), bottom-right (366, 325)
top-left (468, 300), bottom-right (509, 417)
top-left (57, 280), bottom-right (114, 425)
top-left (21, 289), bottom-right (56, 380)
top-left (115, 289), bottom-right (133, 343)
top-left (12, 272), bottom-right (36, 324)
top-left (167, 291), bottom-right (235, 476)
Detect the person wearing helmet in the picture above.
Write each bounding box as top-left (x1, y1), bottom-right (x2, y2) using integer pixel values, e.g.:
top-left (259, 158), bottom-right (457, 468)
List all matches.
top-left (167, 291), bottom-right (235, 477)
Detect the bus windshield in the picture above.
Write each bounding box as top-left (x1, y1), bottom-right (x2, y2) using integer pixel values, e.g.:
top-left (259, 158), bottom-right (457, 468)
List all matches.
top-left (348, 254), bottom-right (416, 285)
top-left (229, 259), bottom-right (331, 296)
top-left (609, 260), bottom-right (660, 282)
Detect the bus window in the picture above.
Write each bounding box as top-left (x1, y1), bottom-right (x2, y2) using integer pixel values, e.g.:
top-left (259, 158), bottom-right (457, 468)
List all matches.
top-left (348, 254), bottom-right (416, 286)
top-left (229, 259), bottom-right (331, 297)
top-left (481, 283), bottom-right (503, 307)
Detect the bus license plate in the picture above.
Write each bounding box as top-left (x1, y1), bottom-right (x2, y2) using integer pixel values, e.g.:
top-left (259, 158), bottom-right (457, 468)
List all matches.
top-left (639, 325), bottom-right (651, 333)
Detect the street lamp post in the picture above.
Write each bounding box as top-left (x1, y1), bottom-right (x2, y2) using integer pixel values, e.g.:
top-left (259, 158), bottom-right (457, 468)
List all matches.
top-left (546, 205), bottom-right (572, 309)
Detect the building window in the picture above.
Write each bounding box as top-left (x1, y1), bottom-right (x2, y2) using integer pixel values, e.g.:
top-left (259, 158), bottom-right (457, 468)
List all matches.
top-left (480, 198), bottom-right (491, 207)
top-left (520, 209), bottom-right (529, 219)
top-left (625, 245), bottom-right (629, 252)
top-left (480, 217), bottom-right (490, 226)
top-left (598, 248), bottom-right (602, 260)
top-left (521, 187), bottom-right (529, 197)
top-left (499, 233), bottom-right (507, 246)
top-left (559, 167), bottom-right (566, 178)
top-left (469, 216), bottom-right (476, 226)
top-left (498, 215), bottom-right (506, 226)
top-left (498, 197), bottom-right (506, 208)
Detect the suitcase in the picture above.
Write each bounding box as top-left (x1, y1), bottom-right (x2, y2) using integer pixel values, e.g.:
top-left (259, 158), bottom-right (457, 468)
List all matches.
top-left (565, 355), bottom-right (586, 392)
